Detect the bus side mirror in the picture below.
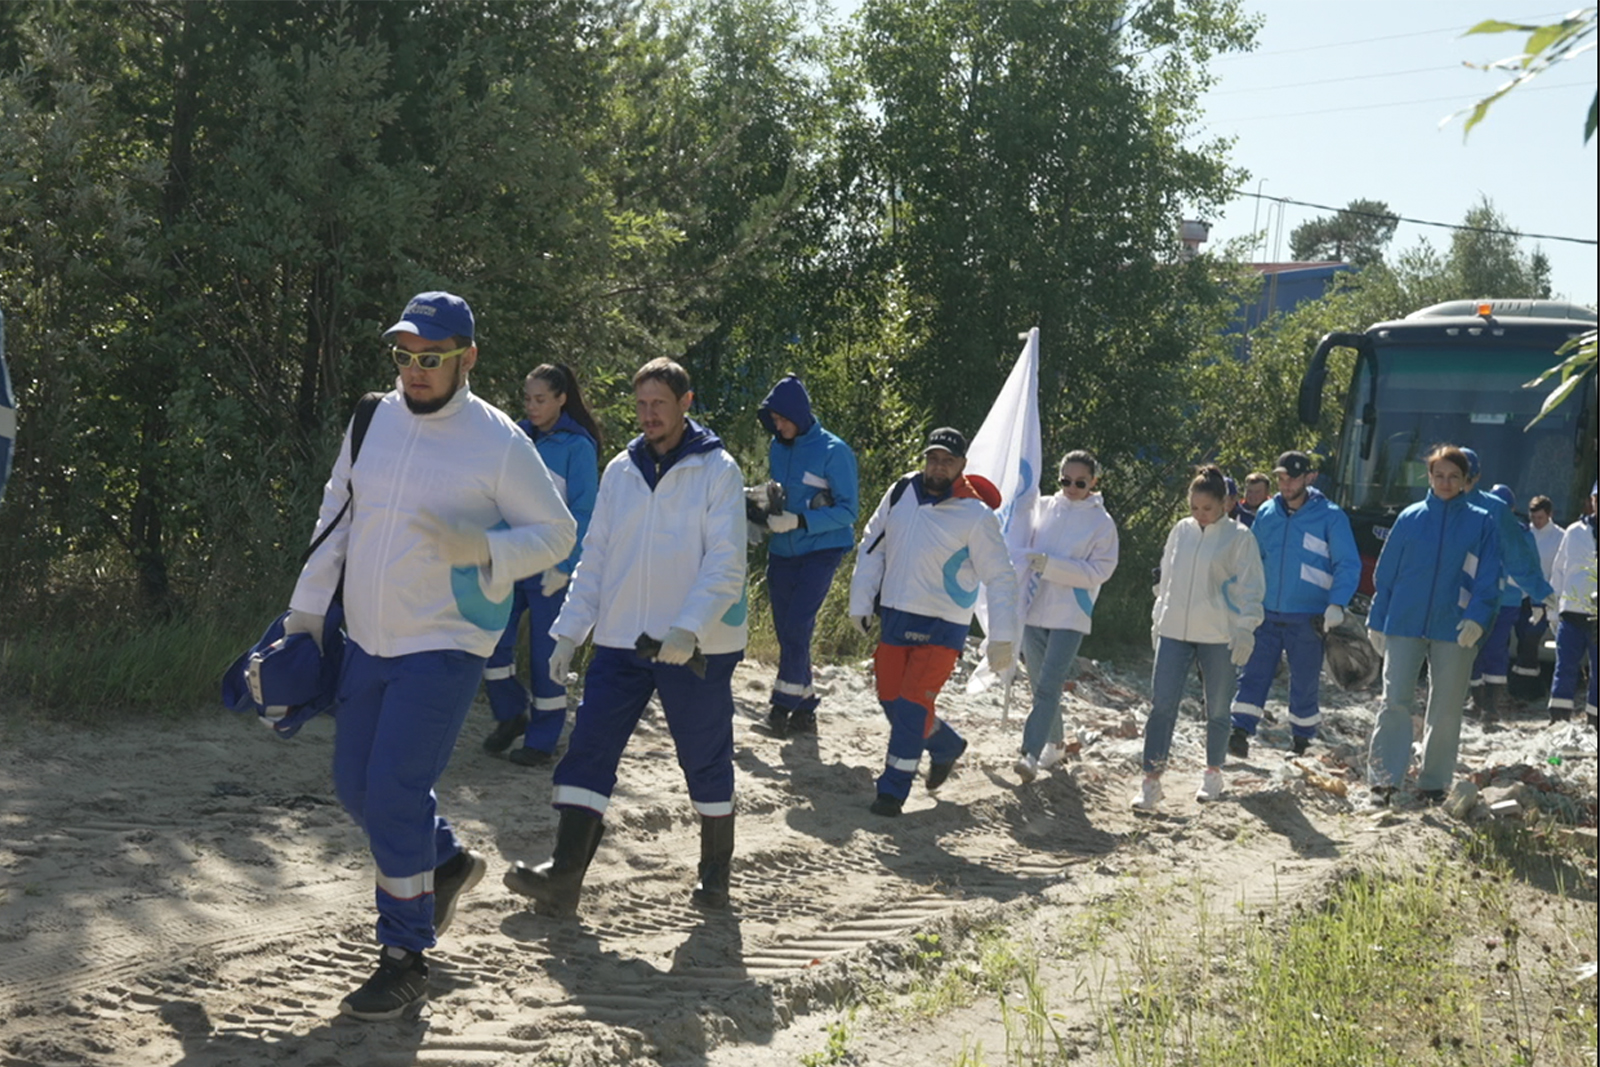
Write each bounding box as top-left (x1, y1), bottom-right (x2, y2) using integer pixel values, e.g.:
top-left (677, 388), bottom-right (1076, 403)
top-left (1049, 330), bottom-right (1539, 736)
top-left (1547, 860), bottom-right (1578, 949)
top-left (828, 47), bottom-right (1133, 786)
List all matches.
top-left (1298, 332), bottom-right (1367, 427)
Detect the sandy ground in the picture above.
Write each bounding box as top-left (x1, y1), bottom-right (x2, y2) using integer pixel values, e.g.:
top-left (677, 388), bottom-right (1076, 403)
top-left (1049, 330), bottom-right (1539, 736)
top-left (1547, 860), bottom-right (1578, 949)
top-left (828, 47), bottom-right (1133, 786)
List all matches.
top-left (0, 647), bottom-right (1594, 1067)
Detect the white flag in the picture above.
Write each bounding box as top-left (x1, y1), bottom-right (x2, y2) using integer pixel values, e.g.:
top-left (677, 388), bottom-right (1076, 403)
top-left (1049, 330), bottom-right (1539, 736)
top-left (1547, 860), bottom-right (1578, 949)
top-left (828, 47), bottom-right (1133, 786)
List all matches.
top-left (965, 327), bottom-right (1042, 694)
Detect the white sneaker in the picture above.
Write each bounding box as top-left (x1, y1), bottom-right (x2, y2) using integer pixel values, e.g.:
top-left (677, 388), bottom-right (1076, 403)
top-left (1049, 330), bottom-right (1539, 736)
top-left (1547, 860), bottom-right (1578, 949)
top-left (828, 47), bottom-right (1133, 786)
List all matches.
top-left (1014, 753), bottom-right (1039, 783)
top-left (1038, 742), bottom-right (1065, 770)
top-left (1195, 768), bottom-right (1224, 803)
top-left (1131, 777), bottom-right (1163, 812)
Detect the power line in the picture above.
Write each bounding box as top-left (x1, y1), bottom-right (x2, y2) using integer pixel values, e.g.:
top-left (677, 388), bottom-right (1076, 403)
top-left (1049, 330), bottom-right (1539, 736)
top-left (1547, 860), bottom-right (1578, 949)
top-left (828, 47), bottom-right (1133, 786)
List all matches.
top-left (1209, 64), bottom-right (1458, 96)
top-left (1230, 190), bottom-right (1597, 247)
top-left (1213, 11), bottom-right (1574, 61)
top-left (1210, 78), bottom-right (1590, 123)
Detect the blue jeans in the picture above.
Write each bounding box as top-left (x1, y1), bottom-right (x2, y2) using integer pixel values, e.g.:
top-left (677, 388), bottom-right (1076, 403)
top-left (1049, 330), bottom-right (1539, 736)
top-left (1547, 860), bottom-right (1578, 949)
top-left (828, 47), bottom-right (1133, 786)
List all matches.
top-left (1143, 637), bottom-right (1234, 774)
top-left (334, 642), bottom-right (486, 953)
top-left (1230, 611), bottom-right (1325, 740)
top-left (1020, 625), bottom-right (1084, 758)
top-left (1367, 635), bottom-right (1476, 791)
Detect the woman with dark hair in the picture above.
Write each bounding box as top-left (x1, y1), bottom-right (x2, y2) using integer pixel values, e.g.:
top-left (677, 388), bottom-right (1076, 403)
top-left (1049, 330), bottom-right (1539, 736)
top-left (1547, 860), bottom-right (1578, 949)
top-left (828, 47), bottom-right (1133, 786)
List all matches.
top-left (1012, 449), bottom-right (1119, 781)
top-left (1138, 465), bottom-right (1264, 811)
top-left (481, 363), bottom-right (602, 765)
top-left (1365, 444), bottom-right (1502, 805)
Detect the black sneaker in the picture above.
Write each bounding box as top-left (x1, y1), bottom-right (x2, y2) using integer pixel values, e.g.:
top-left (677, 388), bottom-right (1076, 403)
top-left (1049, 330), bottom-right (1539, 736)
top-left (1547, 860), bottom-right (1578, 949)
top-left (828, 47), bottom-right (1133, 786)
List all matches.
top-left (869, 793), bottom-right (903, 817)
top-left (787, 708), bottom-right (817, 735)
top-left (339, 946), bottom-right (428, 1020)
top-left (483, 712), bottom-right (530, 754)
top-left (1366, 786), bottom-right (1395, 808)
top-left (1228, 728), bottom-right (1250, 759)
top-left (432, 849), bottom-right (486, 937)
top-left (1291, 736), bottom-right (1310, 757)
top-left (926, 737), bottom-right (968, 791)
top-left (507, 746), bottom-right (552, 768)
top-left (1417, 788), bottom-right (1447, 807)
top-left (765, 706), bottom-right (789, 738)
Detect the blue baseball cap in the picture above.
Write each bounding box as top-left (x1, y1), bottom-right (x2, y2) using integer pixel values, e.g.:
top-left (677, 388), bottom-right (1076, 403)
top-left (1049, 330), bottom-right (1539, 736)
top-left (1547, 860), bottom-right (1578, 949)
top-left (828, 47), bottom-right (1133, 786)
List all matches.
top-left (1488, 483), bottom-right (1514, 509)
top-left (1459, 447), bottom-right (1480, 480)
top-left (383, 291), bottom-right (474, 342)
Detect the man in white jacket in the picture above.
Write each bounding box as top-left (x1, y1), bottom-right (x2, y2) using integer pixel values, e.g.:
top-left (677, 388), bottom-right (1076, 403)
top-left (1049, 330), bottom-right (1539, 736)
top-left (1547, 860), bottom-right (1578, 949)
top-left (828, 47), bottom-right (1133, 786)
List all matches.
top-left (288, 291), bottom-right (577, 1020)
top-left (504, 357), bottom-right (748, 916)
top-left (849, 428), bottom-right (1019, 816)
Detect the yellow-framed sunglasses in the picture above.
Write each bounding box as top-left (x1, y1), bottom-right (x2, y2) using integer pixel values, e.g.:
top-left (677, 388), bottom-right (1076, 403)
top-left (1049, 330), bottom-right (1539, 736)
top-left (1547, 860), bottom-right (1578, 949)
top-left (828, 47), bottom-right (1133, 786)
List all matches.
top-left (390, 344), bottom-right (470, 370)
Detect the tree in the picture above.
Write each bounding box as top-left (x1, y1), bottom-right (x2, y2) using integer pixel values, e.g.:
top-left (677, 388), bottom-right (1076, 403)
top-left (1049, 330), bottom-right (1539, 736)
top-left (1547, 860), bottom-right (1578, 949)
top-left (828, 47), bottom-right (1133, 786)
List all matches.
top-left (1287, 198), bottom-right (1399, 267)
top-left (1447, 196), bottom-right (1552, 299)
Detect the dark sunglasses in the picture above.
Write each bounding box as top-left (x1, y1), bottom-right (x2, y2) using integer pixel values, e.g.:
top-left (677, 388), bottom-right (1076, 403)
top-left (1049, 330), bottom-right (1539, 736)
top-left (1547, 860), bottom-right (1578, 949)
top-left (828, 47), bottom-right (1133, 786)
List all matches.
top-left (1061, 477), bottom-right (1092, 489)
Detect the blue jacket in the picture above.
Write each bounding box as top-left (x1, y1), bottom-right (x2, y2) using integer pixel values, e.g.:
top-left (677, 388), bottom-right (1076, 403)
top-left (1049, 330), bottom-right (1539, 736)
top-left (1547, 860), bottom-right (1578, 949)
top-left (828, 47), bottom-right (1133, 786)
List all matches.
top-left (518, 411), bottom-right (598, 575)
top-left (1369, 490), bottom-right (1502, 641)
top-left (758, 375), bottom-right (859, 558)
top-left (1249, 487), bottom-right (1360, 614)
top-left (1466, 487), bottom-right (1554, 608)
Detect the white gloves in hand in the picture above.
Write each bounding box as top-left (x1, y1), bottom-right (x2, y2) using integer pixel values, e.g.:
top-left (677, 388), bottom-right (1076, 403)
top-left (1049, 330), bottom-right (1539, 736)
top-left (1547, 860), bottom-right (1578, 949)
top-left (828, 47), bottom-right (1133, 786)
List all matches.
top-left (549, 636), bottom-right (576, 685)
top-left (1456, 618), bottom-right (1484, 648)
top-left (1528, 604), bottom-right (1546, 627)
top-left (766, 511), bottom-right (801, 534)
top-left (1366, 628), bottom-right (1386, 656)
top-left (1323, 604), bottom-right (1345, 630)
top-left (986, 640), bottom-right (1015, 673)
top-left (283, 610), bottom-right (325, 653)
top-left (541, 568), bottom-right (570, 598)
top-left (1025, 552), bottom-right (1049, 573)
top-left (1230, 633), bottom-right (1255, 666)
top-left (417, 511), bottom-right (490, 567)
top-left (850, 614), bottom-right (874, 638)
top-left (657, 626), bottom-right (698, 665)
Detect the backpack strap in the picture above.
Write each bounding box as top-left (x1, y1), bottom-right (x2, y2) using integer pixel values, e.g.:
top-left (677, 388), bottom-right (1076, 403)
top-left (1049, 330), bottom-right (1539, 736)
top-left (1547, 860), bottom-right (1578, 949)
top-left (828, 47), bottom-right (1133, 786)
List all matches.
top-left (300, 392), bottom-right (384, 566)
top-left (864, 474), bottom-right (916, 556)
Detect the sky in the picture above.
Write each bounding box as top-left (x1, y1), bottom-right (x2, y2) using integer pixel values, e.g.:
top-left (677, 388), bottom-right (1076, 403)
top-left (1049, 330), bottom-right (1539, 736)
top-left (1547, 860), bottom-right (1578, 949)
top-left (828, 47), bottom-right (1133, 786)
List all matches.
top-left (1193, 1), bottom-right (1597, 303)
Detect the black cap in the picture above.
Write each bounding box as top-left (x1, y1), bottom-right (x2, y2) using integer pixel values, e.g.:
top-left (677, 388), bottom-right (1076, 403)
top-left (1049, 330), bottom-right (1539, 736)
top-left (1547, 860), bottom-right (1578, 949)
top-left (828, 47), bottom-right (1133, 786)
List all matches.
top-left (923, 427), bottom-right (967, 458)
top-left (1273, 450), bottom-right (1312, 478)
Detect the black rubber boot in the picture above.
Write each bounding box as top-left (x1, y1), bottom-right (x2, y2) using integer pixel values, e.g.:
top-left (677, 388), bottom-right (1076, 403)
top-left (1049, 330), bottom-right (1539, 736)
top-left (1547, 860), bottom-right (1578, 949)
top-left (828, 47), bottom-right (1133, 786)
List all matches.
top-left (765, 701), bottom-right (789, 738)
top-left (1482, 683), bottom-right (1504, 727)
top-left (503, 807), bottom-right (604, 917)
top-left (691, 814), bottom-right (735, 909)
top-left (1469, 684), bottom-right (1489, 719)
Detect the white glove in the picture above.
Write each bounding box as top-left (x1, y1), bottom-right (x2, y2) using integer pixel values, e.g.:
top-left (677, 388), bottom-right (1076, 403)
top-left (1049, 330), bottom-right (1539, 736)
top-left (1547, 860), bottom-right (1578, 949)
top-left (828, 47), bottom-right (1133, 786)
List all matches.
top-left (1323, 604), bottom-right (1345, 630)
top-left (1230, 633), bottom-right (1254, 667)
top-left (850, 614), bottom-right (874, 638)
top-left (1528, 603), bottom-right (1546, 627)
top-left (416, 511), bottom-right (490, 567)
top-left (548, 636), bottom-right (576, 685)
top-left (657, 626), bottom-right (698, 665)
top-left (986, 640), bottom-right (1015, 673)
top-left (540, 568), bottom-right (570, 598)
top-left (1025, 552), bottom-right (1049, 573)
top-left (283, 610), bottom-right (325, 654)
top-left (1456, 618), bottom-right (1484, 648)
top-left (1366, 628), bottom-right (1386, 656)
top-left (766, 511), bottom-right (801, 534)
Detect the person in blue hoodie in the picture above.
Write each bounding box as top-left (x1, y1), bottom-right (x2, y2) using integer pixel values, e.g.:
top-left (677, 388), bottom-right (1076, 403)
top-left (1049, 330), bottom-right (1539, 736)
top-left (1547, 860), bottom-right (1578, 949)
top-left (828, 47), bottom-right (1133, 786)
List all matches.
top-left (481, 364), bottom-right (601, 765)
top-left (756, 375), bottom-right (860, 737)
top-left (1365, 444), bottom-right (1502, 807)
top-left (1228, 451), bottom-right (1360, 758)
top-left (1456, 451), bottom-right (1553, 726)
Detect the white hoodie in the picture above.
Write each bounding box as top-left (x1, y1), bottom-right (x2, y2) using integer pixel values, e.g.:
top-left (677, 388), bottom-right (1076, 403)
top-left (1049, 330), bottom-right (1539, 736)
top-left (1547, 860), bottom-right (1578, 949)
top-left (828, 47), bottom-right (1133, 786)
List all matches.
top-left (1151, 516), bottom-right (1265, 646)
top-left (1021, 492), bottom-right (1119, 633)
top-left (292, 386), bottom-right (577, 658)
top-left (1551, 516), bottom-right (1597, 617)
top-left (553, 441), bottom-right (748, 655)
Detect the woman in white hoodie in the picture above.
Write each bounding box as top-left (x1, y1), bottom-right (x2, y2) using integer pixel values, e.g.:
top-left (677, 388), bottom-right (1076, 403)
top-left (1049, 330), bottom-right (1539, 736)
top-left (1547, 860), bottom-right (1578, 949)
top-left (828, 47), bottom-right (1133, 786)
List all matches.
top-left (1014, 450), bottom-right (1120, 781)
top-left (1139, 465), bottom-right (1265, 811)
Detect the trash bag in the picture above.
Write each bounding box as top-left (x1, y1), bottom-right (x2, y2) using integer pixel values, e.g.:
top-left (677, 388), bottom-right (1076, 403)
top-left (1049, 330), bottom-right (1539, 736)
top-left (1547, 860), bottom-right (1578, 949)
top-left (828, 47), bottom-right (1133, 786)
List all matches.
top-left (1321, 615), bottom-right (1381, 691)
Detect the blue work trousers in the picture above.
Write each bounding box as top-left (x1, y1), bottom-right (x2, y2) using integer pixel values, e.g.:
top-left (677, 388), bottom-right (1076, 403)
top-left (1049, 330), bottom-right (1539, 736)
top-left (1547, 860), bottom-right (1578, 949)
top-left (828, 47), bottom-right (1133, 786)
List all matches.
top-left (1550, 614), bottom-right (1598, 716)
top-left (1020, 625), bottom-right (1084, 758)
top-left (334, 642), bottom-right (485, 953)
top-left (1144, 637), bottom-right (1234, 774)
top-left (484, 577), bottom-right (569, 753)
top-left (767, 548), bottom-right (845, 713)
top-left (551, 645), bottom-right (742, 817)
top-left (1511, 599), bottom-right (1548, 683)
top-left (1470, 604), bottom-right (1521, 686)
top-left (1367, 635), bottom-right (1476, 792)
top-left (1230, 611), bottom-right (1324, 740)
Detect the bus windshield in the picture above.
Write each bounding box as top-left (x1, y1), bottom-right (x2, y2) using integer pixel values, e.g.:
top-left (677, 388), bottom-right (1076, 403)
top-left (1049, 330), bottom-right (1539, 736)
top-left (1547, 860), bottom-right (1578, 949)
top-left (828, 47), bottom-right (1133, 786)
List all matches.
top-left (1337, 344), bottom-right (1588, 516)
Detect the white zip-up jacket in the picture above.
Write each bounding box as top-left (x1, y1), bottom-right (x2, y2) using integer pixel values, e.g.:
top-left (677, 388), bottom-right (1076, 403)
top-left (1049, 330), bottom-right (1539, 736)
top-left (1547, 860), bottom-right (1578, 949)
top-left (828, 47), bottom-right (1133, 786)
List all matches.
top-left (849, 473), bottom-right (1019, 642)
top-left (1021, 492), bottom-right (1120, 633)
top-left (1152, 516), bottom-right (1265, 646)
top-left (292, 385), bottom-right (577, 658)
top-left (1533, 521), bottom-right (1564, 583)
top-left (553, 424), bottom-right (748, 654)
top-left (1551, 515), bottom-right (1596, 616)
